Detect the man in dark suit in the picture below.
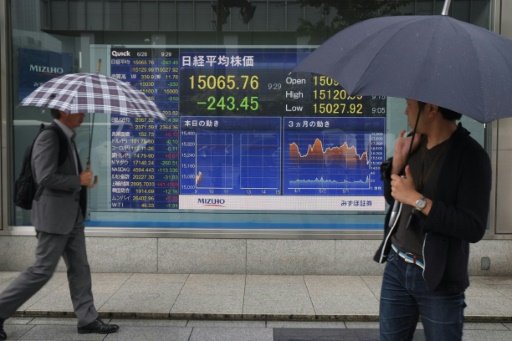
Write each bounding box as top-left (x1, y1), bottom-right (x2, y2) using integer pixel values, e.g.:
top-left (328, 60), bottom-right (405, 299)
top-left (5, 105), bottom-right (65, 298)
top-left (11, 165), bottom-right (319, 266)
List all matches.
top-left (0, 109), bottom-right (118, 340)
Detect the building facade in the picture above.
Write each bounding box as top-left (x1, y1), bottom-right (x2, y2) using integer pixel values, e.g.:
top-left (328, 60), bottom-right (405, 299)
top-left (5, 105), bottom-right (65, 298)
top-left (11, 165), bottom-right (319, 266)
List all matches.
top-left (1, 0), bottom-right (512, 275)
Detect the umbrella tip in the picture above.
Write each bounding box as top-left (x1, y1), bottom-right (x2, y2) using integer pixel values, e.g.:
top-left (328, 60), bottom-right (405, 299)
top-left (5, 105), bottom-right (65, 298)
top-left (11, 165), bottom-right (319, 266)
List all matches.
top-left (441, 0), bottom-right (451, 15)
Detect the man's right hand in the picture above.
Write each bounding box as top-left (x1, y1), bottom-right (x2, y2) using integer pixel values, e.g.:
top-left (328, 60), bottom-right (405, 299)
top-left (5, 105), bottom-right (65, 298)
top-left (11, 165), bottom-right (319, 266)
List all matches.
top-left (392, 130), bottom-right (421, 174)
top-left (80, 170), bottom-right (94, 187)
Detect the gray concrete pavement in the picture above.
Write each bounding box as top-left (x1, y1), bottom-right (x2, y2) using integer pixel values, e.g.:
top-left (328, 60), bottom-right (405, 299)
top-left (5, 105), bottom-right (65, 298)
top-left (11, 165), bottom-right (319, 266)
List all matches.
top-left (1, 272), bottom-right (512, 340)
top-left (2, 317), bottom-right (512, 340)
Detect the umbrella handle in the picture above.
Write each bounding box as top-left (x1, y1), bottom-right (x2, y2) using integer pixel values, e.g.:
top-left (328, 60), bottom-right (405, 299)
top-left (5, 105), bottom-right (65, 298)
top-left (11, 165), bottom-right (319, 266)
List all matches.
top-left (87, 112), bottom-right (95, 168)
top-left (84, 162), bottom-right (98, 187)
top-left (96, 59), bottom-right (102, 73)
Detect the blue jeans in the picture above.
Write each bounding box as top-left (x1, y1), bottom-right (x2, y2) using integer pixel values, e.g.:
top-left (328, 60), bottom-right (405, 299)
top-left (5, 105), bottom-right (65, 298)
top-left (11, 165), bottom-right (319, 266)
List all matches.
top-left (379, 248), bottom-right (466, 341)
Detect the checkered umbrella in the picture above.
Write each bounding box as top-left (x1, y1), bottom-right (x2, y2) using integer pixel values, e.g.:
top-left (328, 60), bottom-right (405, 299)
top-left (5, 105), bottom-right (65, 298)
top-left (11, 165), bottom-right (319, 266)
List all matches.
top-left (21, 73), bottom-right (165, 120)
top-left (21, 72), bottom-right (166, 167)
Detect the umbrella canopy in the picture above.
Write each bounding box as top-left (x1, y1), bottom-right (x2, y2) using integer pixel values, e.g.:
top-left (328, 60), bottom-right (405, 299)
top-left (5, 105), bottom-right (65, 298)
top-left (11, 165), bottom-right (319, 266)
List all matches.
top-left (294, 15), bottom-right (512, 123)
top-left (21, 73), bottom-right (165, 120)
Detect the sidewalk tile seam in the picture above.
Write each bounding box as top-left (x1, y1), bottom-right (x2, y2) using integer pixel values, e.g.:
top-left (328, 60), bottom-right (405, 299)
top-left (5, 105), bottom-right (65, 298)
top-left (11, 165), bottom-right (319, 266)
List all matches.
top-left (95, 272), bottom-right (134, 312)
top-left (170, 273), bottom-right (191, 316)
top-left (21, 274), bottom-right (69, 312)
top-left (303, 275), bottom-right (318, 316)
top-left (360, 275), bottom-right (381, 301)
top-left (17, 323), bottom-right (37, 341)
top-left (241, 272), bottom-right (248, 317)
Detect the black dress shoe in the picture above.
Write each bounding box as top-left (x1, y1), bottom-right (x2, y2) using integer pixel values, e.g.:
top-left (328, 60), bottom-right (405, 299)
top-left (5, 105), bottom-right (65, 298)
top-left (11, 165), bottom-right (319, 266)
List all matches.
top-left (0, 319), bottom-right (6, 341)
top-left (77, 318), bottom-right (119, 334)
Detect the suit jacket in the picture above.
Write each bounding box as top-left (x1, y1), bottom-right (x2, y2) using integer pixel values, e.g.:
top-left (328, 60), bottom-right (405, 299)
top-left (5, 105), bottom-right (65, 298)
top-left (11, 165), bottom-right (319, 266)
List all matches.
top-left (31, 122), bottom-right (86, 234)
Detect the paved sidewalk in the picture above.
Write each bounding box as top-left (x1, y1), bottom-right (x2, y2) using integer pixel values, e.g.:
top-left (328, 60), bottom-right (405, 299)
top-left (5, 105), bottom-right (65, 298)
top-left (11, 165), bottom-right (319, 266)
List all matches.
top-left (2, 272), bottom-right (512, 322)
top-left (2, 272), bottom-right (512, 340)
top-left (2, 317), bottom-right (512, 340)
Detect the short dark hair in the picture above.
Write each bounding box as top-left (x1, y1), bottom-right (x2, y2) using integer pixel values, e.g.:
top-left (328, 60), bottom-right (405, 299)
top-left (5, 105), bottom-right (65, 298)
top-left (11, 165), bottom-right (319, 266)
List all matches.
top-left (438, 107), bottom-right (462, 121)
top-left (418, 101), bottom-right (462, 121)
top-left (50, 109), bottom-right (61, 119)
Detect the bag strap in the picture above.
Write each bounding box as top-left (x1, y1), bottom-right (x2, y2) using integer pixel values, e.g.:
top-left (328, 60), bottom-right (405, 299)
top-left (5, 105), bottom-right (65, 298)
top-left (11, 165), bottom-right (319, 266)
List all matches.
top-left (32, 124), bottom-right (70, 201)
top-left (43, 124), bottom-right (68, 166)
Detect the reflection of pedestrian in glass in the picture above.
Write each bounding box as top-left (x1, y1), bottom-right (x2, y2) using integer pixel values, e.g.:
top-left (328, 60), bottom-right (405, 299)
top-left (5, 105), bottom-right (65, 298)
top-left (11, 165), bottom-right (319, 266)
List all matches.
top-left (0, 109), bottom-right (118, 340)
top-left (374, 99), bottom-right (492, 341)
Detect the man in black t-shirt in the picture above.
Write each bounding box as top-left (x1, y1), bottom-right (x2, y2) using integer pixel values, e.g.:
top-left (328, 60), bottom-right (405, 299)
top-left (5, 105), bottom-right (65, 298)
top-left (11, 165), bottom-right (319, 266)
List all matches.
top-left (374, 99), bottom-right (492, 341)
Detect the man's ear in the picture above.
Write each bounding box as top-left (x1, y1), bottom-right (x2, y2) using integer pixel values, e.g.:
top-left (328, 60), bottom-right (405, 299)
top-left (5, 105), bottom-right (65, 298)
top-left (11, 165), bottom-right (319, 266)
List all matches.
top-left (60, 111), bottom-right (70, 122)
top-left (427, 104), bottom-right (440, 118)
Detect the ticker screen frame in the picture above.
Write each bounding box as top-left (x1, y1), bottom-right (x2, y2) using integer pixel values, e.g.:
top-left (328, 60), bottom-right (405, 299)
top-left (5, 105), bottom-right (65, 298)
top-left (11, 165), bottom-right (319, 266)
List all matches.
top-left (85, 44), bottom-right (391, 229)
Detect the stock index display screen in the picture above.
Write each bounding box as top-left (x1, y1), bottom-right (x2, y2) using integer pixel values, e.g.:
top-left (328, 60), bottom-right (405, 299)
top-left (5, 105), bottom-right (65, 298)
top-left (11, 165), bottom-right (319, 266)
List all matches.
top-left (109, 46), bottom-right (386, 211)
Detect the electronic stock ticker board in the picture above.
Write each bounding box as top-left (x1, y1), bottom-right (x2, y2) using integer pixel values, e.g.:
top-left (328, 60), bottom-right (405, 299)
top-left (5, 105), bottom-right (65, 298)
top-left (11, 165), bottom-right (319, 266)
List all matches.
top-left (109, 47), bottom-right (387, 211)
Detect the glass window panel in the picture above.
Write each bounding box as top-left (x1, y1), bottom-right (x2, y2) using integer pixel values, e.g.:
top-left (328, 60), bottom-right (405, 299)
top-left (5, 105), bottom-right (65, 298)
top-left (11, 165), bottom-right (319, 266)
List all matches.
top-left (195, 2), bottom-right (213, 31)
top-left (141, 2), bottom-right (159, 31)
top-left (177, 2), bottom-right (194, 31)
top-left (87, 1), bottom-right (104, 31)
top-left (268, 1), bottom-right (286, 31)
top-left (159, 2), bottom-right (178, 32)
top-left (247, 1), bottom-right (267, 32)
top-left (50, 0), bottom-right (70, 30)
top-left (122, 1), bottom-right (141, 31)
top-left (8, 0), bottom-right (492, 231)
top-left (286, 3), bottom-right (303, 32)
top-left (105, 2), bottom-right (122, 31)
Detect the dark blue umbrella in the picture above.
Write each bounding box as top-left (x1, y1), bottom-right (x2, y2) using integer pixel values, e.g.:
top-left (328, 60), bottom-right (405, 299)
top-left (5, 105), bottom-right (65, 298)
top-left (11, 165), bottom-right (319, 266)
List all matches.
top-left (294, 15), bottom-right (512, 123)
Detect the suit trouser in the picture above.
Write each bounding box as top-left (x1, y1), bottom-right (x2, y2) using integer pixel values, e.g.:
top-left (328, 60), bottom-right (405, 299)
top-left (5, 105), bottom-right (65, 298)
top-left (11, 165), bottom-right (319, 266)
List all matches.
top-left (0, 222), bottom-right (98, 327)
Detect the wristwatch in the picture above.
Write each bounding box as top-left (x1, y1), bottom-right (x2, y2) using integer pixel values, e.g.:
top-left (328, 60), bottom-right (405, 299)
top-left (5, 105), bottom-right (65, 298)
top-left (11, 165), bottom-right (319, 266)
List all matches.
top-left (414, 196), bottom-right (427, 212)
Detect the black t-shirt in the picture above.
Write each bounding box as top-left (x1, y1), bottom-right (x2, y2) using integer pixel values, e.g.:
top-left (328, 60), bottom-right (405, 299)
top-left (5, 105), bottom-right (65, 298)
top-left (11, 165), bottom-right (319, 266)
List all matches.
top-left (391, 136), bottom-right (451, 256)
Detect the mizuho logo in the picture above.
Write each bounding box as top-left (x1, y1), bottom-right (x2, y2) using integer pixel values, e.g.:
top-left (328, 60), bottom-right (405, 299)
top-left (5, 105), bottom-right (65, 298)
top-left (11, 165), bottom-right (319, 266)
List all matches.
top-left (29, 65), bottom-right (64, 74)
top-left (197, 198), bottom-right (225, 206)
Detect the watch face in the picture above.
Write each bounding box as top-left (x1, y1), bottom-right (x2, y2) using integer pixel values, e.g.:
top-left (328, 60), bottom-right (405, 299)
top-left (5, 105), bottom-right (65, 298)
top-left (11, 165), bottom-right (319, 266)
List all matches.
top-left (415, 198), bottom-right (426, 210)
